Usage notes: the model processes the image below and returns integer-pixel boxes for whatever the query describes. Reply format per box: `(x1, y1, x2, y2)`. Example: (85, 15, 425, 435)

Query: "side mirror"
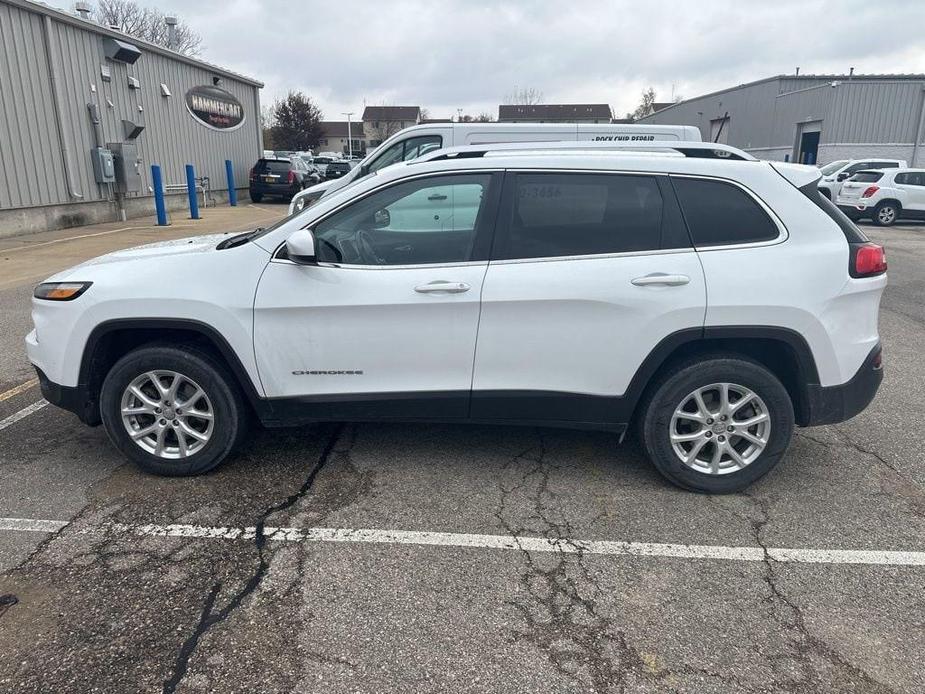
(373, 209, 390, 228)
(837, 172, 850, 182)
(285, 228, 316, 265)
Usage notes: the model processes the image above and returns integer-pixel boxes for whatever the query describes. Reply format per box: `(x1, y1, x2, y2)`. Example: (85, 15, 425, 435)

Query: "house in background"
(317, 121, 366, 156)
(497, 104, 613, 123)
(363, 106, 422, 146)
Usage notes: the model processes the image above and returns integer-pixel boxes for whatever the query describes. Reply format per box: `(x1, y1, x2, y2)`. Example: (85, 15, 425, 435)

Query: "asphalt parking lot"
(0, 213, 923, 693)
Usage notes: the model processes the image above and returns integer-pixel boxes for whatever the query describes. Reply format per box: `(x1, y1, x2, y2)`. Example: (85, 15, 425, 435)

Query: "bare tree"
(625, 87, 657, 121)
(85, 0, 202, 55)
(504, 86, 543, 105)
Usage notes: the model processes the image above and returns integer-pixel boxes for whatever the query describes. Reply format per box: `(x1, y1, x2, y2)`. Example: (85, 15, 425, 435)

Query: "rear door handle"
(631, 273, 691, 287)
(414, 281, 470, 294)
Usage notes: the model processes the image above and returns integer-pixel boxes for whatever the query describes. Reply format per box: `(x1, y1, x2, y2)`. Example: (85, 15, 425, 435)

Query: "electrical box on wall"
(108, 142, 142, 193)
(91, 147, 115, 183)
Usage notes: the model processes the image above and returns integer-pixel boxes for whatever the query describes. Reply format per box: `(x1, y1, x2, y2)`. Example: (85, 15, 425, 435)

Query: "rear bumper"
(249, 182, 299, 197)
(802, 343, 883, 426)
(35, 367, 100, 426)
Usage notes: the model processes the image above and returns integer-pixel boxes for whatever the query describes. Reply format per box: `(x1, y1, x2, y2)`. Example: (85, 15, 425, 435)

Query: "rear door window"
(672, 177, 780, 247)
(493, 173, 678, 260)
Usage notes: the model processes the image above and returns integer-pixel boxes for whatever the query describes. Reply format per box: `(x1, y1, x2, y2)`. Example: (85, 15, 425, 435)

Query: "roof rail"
(417, 140, 757, 162)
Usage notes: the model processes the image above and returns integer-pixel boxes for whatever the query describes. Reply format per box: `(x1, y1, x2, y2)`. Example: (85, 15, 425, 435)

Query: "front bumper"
(802, 343, 883, 426)
(35, 367, 100, 426)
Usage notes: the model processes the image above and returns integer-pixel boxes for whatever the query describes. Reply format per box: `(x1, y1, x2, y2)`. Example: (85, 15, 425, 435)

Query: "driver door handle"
(414, 281, 470, 294)
(631, 273, 691, 287)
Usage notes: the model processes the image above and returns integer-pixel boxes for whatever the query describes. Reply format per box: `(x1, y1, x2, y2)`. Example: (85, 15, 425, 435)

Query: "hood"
(45, 233, 245, 282)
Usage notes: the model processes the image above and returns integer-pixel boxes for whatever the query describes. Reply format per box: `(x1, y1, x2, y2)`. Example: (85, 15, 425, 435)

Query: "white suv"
(817, 158, 907, 200)
(26, 142, 887, 493)
(836, 168, 925, 226)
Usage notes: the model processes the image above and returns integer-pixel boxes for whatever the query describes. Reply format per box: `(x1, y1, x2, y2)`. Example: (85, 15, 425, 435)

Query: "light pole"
(342, 111, 354, 158)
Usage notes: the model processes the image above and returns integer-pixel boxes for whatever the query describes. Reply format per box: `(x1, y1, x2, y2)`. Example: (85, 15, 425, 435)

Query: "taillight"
(249, 167, 256, 180)
(849, 242, 887, 278)
(287, 170, 296, 184)
(861, 186, 879, 198)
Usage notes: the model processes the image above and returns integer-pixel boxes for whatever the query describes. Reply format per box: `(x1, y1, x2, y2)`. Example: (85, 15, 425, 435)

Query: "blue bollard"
(185, 164, 200, 219)
(151, 164, 168, 226)
(225, 159, 237, 206)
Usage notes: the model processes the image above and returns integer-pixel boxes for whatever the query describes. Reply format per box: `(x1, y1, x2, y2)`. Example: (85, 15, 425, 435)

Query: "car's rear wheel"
(640, 356, 794, 493)
(873, 201, 899, 226)
(249, 192, 263, 203)
(100, 345, 248, 476)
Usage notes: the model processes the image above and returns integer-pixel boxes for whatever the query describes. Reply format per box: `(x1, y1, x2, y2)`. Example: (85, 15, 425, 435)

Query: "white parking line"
(0, 400, 48, 432)
(1, 517, 923, 567)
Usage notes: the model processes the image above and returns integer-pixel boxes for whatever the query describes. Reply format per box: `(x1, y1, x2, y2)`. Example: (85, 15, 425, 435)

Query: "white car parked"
(816, 158, 907, 200)
(836, 168, 925, 226)
(289, 122, 703, 213)
(27, 141, 886, 493)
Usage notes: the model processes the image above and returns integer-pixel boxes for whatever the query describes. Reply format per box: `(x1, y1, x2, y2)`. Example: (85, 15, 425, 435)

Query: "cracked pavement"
(1, 221, 924, 692)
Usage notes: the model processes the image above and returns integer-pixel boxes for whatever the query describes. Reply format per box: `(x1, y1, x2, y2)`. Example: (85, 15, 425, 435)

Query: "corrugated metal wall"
(0, 0, 262, 212)
(0, 2, 69, 208)
(640, 75, 925, 156)
(824, 81, 924, 143)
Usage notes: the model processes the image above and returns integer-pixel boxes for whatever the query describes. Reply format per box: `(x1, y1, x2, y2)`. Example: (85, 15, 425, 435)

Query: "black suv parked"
(249, 158, 314, 202)
(325, 160, 352, 180)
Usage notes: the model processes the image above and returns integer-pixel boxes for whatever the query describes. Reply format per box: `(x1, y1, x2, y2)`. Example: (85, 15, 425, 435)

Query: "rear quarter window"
(256, 160, 291, 173)
(850, 172, 883, 183)
(671, 177, 780, 246)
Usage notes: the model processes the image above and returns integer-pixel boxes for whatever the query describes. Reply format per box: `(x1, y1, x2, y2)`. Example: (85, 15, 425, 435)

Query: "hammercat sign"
(185, 85, 245, 131)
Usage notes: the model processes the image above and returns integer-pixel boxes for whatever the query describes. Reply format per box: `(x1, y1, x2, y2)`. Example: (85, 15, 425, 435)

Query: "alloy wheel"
(878, 206, 896, 224)
(120, 370, 214, 459)
(669, 383, 770, 475)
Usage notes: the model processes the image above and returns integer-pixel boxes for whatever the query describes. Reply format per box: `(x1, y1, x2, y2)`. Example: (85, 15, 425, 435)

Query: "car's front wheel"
(99, 345, 248, 476)
(640, 356, 794, 493)
(873, 201, 899, 226)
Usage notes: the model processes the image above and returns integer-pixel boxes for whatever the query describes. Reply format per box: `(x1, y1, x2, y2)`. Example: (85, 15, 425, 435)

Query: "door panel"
(472, 253, 706, 409)
(254, 172, 501, 411)
(471, 171, 706, 424)
(254, 262, 488, 405)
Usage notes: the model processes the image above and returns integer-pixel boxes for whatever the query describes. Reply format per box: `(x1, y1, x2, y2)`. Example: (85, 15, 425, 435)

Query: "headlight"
(34, 281, 92, 301)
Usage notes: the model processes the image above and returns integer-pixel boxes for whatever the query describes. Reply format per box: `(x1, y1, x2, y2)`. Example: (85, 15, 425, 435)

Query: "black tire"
(639, 355, 794, 493)
(249, 192, 263, 203)
(99, 344, 248, 476)
(872, 201, 899, 227)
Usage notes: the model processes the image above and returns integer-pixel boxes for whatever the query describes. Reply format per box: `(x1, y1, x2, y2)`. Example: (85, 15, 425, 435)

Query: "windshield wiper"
(216, 227, 263, 250)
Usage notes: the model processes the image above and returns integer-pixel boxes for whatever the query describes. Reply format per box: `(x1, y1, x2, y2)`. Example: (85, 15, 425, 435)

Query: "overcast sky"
(113, 0, 925, 119)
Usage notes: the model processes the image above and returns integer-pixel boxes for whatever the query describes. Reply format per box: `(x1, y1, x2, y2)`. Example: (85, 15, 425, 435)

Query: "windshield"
(820, 160, 848, 175)
(314, 157, 333, 164)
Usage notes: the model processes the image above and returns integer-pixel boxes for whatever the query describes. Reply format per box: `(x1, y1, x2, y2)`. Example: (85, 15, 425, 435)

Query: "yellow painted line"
(0, 378, 38, 403)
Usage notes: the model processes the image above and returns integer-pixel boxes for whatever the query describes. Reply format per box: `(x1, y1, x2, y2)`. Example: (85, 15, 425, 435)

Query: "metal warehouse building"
(639, 74, 925, 167)
(0, 0, 263, 236)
